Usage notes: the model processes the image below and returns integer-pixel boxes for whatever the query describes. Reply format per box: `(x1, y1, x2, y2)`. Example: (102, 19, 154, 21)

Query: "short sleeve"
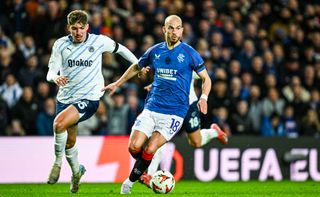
(48, 40, 63, 69)
(138, 46, 154, 68)
(190, 49, 205, 73)
(100, 35, 118, 53)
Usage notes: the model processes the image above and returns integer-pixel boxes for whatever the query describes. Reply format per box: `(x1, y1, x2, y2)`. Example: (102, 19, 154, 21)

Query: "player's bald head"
(164, 15, 182, 27)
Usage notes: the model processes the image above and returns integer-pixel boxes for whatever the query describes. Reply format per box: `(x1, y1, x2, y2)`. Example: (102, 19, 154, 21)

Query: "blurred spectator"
(0, 25, 16, 55)
(236, 39, 256, 71)
(5, 119, 25, 136)
(212, 106, 231, 136)
(182, 22, 196, 45)
(269, 7, 291, 42)
(0, 73, 23, 108)
(300, 108, 320, 137)
(229, 77, 242, 114)
(263, 50, 277, 77)
(248, 85, 263, 134)
(250, 56, 265, 88)
(230, 100, 253, 135)
(196, 38, 210, 59)
(17, 54, 43, 88)
(92, 101, 108, 135)
(282, 104, 299, 138)
(34, 81, 51, 112)
(107, 89, 129, 135)
(139, 35, 155, 57)
(261, 87, 285, 118)
(89, 11, 107, 35)
(302, 65, 318, 91)
(0, 97, 8, 135)
(262, 73, 278, 97)
(207, 80, 230, 128)
(127, 94, 141, 132)
(18, 35, 36, 59)
(282, 76, 310, 102)
(231, 29, 244, 57)
(0, 48, 17, 82)
(261, 112, 285, 137)
(36, 97, 55, 136)
(78, 114, 99, 136)
(309, 89, 320, 114)
(227, 59, 241, 81)
(34, 0, 67, 50)
(11, 86, 38, 135)
(7, 0, 29, 34)
(240, 72, 252, 100)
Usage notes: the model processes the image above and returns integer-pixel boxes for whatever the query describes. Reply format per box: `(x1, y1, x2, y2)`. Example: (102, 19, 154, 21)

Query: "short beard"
(166, 35, 180, 46)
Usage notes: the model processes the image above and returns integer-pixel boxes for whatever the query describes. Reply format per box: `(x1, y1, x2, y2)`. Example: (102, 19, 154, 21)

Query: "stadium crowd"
(0, 0, 319, 137)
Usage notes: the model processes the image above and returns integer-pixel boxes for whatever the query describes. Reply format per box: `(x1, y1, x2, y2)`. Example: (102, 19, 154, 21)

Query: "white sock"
(200, 128, 218, 146)
(147, 145, 165, 175)
(65, 144, 80, 175)
(124, 178, 135, 187)
(54, 132, 67, 166)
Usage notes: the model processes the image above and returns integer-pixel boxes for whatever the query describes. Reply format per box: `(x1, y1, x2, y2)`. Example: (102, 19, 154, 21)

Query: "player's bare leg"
(187, 125, 228, 148)
(139, 125, 228, 188)
(47, 106, 81, 187)
(121, 130, 148, 194)
(66, 125, 84, 193)
(121, 131, 166, 194)
(139, 144, 166, 187)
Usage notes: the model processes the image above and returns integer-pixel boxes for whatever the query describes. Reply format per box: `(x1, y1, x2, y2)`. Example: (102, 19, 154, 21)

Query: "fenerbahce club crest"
(88, 46, 94, 52)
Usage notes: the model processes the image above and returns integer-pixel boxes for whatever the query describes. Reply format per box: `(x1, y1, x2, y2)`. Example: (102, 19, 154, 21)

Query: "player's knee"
(53, 120, 66, 133)
(143, 144, 158, 155)
(128, 143, 142, 154)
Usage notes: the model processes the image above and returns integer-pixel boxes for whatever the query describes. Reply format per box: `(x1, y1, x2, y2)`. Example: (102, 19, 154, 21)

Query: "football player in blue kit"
(139, 73, 228, 186)
(102, 15, 212, 194)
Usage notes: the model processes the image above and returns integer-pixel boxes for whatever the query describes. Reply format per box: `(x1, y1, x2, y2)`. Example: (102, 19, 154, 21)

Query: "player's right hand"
(54, 76, 68, 87)
(138, 66, 151, 78)
(101, 82, 118, 96)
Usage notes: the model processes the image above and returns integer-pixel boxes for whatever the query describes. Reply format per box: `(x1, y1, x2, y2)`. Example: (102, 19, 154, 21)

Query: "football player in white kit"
(46, 10, 138, 193)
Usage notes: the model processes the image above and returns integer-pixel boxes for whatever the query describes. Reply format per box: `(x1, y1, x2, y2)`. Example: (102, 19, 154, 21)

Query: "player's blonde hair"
(67, 10, 89, 26)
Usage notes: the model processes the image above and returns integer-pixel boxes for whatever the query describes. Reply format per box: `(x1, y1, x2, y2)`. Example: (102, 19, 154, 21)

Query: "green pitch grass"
(0, 181, 319, 197)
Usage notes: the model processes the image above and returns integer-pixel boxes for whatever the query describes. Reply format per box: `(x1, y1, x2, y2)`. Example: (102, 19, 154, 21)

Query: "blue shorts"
(183, 101, 201, 133)
(56, 99, 99, 124)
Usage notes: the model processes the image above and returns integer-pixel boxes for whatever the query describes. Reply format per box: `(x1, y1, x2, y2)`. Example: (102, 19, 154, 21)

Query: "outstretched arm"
(197, 69, 212, 114)
(101, 63, 141, 95)
(115, 43, 139, 64)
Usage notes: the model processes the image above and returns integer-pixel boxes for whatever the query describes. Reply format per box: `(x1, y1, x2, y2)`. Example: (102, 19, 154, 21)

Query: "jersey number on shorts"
(189, 117, 199, 128)
(169, 118, 181, 134)
(77, 101, 88, 110)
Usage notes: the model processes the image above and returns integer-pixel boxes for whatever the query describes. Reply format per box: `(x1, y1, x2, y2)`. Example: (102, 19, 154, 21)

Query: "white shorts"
(132, 109, 184, 141)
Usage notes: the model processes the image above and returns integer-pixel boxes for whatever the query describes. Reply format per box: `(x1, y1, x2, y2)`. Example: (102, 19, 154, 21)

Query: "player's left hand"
(197, 99, 208, 114)
(101, 82, 118, 96)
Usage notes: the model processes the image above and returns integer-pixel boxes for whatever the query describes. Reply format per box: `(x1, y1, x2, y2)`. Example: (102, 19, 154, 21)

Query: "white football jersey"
(48, 34, 124, 104)
(189, 72, 200, 104)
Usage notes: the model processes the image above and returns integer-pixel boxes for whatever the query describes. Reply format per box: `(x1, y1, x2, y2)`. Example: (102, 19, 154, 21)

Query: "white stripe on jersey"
(49, 33, 118, 104)
(189, 72, 199, 104)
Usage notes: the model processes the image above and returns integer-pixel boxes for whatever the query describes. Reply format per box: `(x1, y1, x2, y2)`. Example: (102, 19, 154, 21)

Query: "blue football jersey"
(138, 42, 205, 118)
